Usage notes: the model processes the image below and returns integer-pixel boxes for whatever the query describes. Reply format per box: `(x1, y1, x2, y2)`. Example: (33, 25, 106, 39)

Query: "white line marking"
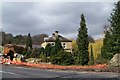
(13, 66, 34, 70)
(0, 71, 20, 75)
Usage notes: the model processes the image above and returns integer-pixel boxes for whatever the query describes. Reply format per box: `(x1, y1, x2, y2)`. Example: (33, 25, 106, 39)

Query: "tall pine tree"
(51, 37, 63, 56)
(45, 43, 52, 57)
(101, 30, 113, 59)
(54, 37, 63, 52)
(89, 45, 94, 65)
(76, 14, 89, 65)
(109, 1, 120, 54)
(101, 1, 120, 59)
(26, 33, 32, 50)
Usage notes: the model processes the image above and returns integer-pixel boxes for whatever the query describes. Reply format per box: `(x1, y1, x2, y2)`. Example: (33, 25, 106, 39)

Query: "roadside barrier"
(2, 59, 107, 69)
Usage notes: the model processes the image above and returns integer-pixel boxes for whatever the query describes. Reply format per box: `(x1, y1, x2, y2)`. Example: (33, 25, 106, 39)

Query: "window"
(51, 43, 54, 46)
(63, 43, 65, 45)
(63, 46, 66, 48)
(63, 43, 66, 48)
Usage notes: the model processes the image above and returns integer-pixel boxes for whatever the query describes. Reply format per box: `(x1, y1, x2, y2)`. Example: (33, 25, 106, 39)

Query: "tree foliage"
(51, 37, 63, 56)
(13, 35, 26, 45)
(101, 30, 113, 59)
(44, 43, 52, 57)
(109, 1, 120, 54)
(50, 50, 74, 65)
(1, 31, 48, 45)
(1, 32, 14, 45)
(50, 37, 74, 65)
(101, 1, 120, 60)
(76, 14, 89, 65)
(54, 37, 63, 52)
(26, 33, 32, 49)
(25, 33, 33, 58)
(89, 45, 94, 65)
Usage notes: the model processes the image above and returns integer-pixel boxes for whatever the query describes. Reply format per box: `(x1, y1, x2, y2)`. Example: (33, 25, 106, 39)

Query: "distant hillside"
(89, 38, 103, 59)
(32, 34, 48, 45)
(1, 32, 48, 46)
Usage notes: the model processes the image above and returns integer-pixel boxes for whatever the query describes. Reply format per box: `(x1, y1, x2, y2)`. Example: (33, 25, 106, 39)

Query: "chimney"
(55, 31, 58, 37)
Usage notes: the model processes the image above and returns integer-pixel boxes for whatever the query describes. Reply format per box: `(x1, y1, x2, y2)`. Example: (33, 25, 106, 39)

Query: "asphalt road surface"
(1, 65, 119, 79)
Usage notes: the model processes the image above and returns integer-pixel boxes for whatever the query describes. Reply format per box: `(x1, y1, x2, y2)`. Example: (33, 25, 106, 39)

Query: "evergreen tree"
(76, 14, 89, 65)
(39, 47, 44, 54)
(89, 45, 94, 65)
(50, 50, 74, 65)
(50, 37, 63, 64)
(109, 1, 120, 54)
(50, 46, 57, 56)
(54, 37, 63, 52)
(26, 33, 32, 58)
(101, 30, 113, 59)
(101, 1, 120, 59)
(26, 33, 32, 49)
(44, 43, 52, 57)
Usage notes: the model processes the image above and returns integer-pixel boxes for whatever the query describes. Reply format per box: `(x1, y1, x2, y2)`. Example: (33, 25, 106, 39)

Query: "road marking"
(0, 71, 20, 75)
(13, 66, 36, 70)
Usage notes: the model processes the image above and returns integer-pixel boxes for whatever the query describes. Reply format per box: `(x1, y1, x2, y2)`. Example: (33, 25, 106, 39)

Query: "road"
(1, 65, 119, 79)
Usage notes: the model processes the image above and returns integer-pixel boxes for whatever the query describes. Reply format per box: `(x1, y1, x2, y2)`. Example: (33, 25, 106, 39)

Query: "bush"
(44, 43, 52, 57)
(39, 53, 47, 62)
(50, 50, 74, 66)
(95, 54, 109, 64)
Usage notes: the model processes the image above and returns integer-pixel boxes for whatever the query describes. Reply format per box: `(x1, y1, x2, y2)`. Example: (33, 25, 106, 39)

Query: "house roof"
(45, 35, 72, 42)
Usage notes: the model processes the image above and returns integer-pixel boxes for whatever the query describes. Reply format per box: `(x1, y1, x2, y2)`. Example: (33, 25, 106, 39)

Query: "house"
(32, 44, 41, 49)
(41, 31, 73, 53)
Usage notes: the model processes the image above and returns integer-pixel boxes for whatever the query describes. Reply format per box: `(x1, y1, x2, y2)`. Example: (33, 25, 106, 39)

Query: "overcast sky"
(2, 2, 115, 40)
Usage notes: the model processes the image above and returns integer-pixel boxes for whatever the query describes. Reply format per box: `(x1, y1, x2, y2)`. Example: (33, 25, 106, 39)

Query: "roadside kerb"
(8, 61, 107, 70)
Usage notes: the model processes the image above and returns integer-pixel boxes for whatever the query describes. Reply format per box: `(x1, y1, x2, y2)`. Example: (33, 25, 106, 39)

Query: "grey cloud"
(2, 2, 37, 27)
(2, 2, 114, 39)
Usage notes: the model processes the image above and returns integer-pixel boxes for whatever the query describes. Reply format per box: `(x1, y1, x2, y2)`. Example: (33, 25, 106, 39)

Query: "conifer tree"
(109, 1, 120, 54)
(54, 37, 63, 52)
(101, 30, 113, 59)
(45, 43, 52, 57)
(51, 37, 63, 56)
(25, 33, 32, 58)
(76, 14, 89, 65)
(26, 33, 32, 50)
(89, 45, 94, 65)
(101, 1, 120, 59)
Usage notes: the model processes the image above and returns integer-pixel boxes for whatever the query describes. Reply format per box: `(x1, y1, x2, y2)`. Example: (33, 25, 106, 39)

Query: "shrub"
(39, 53, 47, 62)
(95, 54, 110, 64)
(44, 43, 52, 57)
(50, 50, 74, 66)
